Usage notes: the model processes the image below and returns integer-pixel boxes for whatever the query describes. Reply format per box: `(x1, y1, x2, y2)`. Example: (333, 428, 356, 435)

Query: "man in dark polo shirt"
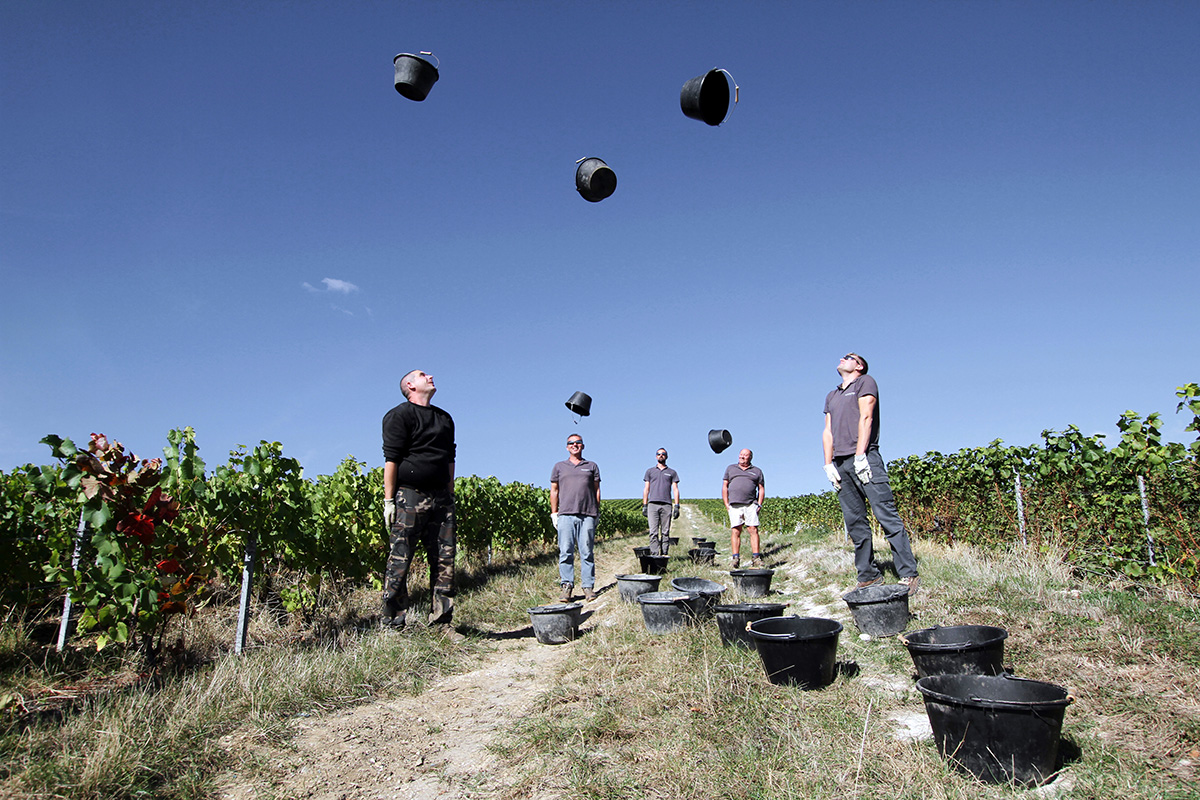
(550, 434, 601, 602)
(822, 352, 920, 592)
(381, 369, 459, 633)
(722, 449, 765, 569)
(642, 447, 680, 556)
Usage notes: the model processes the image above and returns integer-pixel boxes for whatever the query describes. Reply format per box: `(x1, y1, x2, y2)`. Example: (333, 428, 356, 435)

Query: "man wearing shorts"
(642, 447, 680, 556)
(822, 352, 920, 593)
(722, 449, 765, 569)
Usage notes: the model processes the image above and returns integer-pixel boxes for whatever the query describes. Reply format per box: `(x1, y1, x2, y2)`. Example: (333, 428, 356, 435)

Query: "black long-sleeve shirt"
(382, 402, 456, 493)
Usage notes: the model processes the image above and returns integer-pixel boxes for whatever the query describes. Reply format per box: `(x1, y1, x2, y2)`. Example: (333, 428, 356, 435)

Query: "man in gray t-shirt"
(823, 352, 920, 593)
(722, 449, 765, 569)
(550, 434, 601, 602)
(642, 447, 680, 556)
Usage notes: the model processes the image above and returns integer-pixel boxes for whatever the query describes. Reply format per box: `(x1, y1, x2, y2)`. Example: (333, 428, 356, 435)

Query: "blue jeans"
(557, 514, 596, 588)
(834, 450, 918, 582)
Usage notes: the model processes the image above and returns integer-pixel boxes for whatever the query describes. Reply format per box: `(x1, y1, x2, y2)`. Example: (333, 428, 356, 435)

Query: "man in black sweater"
(381, 369, 459, 633)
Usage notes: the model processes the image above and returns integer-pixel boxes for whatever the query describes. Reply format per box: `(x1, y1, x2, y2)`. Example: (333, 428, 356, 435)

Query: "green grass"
(3, 507, 1198, 798)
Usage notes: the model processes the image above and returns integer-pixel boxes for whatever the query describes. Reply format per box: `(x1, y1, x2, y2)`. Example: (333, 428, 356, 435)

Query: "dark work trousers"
(383, 486, 456, 625)
(833, 450, 919, 583)
(647, 502, 673, 556)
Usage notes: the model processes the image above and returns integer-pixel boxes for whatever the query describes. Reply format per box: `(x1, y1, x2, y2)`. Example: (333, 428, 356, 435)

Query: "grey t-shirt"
(723, 464, 764, 505)
(824, 374, 880, 457)
(643, 466, 679, 503)
(551, 459, 601, 517)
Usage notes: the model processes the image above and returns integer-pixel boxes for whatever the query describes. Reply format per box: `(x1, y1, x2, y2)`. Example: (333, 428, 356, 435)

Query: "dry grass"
(3, 512, 1199, 799)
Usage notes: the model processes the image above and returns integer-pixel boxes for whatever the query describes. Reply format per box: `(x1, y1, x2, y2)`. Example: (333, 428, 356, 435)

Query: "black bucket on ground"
(729, 568, 774, 598)
(614, 573, 662, 603)
(633, 546, 650, 558)
(688, 547, 716, 565)
(639, 554, 668, 574)
(670, 577, 725, 618)
(637, 590, 702, 634)
(748, 616, 842, 689)
(713, 602, 787, 648)
(917, 673, 1073, 786)
(393, 52, 439, 101)
(575, 157, 616, 202)
(901, 625, 1008, 677)
(842, 583, 911, 637)
(527, 602, 582, 644)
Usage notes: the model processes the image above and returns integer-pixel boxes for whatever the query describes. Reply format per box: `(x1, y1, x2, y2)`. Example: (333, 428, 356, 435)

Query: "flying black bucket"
(900, 625, 1009, 677)
(842, 583, 911, 637)
(575, 157, 616, 202)
(680, 68, 737, 126)
(565, 391, 592, 416)
(393, 52, 440, 101)
(917, 673, 1073, 786)
(708, 429, 732, 453)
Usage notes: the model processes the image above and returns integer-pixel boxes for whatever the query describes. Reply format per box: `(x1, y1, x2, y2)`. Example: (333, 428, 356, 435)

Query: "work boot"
(559, 582, 573, 602)
(751, 553, 763, 568)
(730, 555, 740, 570)
(583, 587, 597, 602)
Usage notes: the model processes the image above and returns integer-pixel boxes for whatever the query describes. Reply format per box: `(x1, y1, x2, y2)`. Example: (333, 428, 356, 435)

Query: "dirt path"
(216, 511, 725, 800)
(216, 508, 923, 799)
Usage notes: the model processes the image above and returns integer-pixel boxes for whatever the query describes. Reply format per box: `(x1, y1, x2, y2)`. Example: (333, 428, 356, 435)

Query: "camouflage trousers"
(382, 486, 456, 626)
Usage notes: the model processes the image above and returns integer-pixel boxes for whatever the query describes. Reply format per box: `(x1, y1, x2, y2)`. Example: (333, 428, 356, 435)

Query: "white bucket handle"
(418, 51, 440, 70)
(715, 68, 739, 123)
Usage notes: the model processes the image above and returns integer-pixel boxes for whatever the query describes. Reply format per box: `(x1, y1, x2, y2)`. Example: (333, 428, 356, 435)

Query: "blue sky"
(3, 1, 1198, 499)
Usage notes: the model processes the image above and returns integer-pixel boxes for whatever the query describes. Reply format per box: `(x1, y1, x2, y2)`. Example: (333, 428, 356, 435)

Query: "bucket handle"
(394, 51, 439, 70)
(714, 68, 739, 124)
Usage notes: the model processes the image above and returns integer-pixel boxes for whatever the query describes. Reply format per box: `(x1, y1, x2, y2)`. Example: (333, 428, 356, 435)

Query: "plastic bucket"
(527, 602, 582, 645)
(639, 554, 668, 575)
(680, 69, 734, 125)
(729, 568, 774, 598)
(393, 52, 439, 101)
(637, 590, 702, 634)
(713, 602, 787, 649)
(614, 573, 662, 603)
(748, 616, 842, 689)
(575, 157, 616, 202)
(670, 577, 726, 618)
(633, 546, 650, 558)
(900, 625, 1008, 677)
(842, 583, 911, 637)
(707, 428, 732, 453)
(688, 547, 716, 565)
(917, 673, 1073, 786)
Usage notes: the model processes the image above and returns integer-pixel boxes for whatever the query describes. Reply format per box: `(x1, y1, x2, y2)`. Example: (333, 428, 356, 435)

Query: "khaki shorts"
(727, 503, 760, 527)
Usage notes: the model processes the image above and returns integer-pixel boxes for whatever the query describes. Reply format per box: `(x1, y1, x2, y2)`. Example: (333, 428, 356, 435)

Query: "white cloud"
(301, 278, 360, 294)
(322, 278, 359, 294)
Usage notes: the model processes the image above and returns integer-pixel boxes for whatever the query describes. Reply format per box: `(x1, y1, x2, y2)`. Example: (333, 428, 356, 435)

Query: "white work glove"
(854, 454, 872, 483)
(550, 512, 559, 528)
(383, 497, 397, 527)
(823, 463, 841, 489)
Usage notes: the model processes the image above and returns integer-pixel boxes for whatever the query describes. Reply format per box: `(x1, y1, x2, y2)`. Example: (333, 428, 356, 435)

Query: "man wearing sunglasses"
(642, 448, 681, 557)
(550, 435, 602, 602)
(823, 353, 920, 593)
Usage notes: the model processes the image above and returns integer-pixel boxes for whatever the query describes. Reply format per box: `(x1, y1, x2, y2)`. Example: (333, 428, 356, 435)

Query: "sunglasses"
(567, 440, 584, 446)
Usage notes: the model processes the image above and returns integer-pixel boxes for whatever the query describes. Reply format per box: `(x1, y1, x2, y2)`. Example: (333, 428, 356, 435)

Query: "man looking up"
(642, 447, 680, 557)
(722, 448, 765, 569)
(822, 352, 920, 592)
(380, 369, 460, 635)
